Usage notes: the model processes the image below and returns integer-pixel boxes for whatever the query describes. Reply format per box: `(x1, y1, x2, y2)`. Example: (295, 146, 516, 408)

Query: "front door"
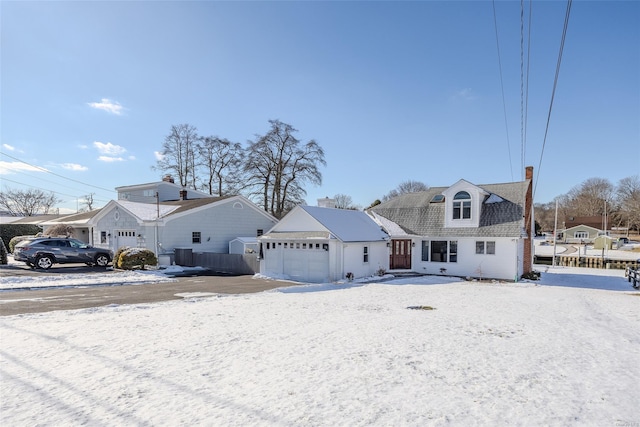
(390, 239, 412, 270)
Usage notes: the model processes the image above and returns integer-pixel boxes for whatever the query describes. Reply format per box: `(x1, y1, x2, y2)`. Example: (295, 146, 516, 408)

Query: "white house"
(88, 195, 277, 257)
(42, 177, 278, 260)
(259, 205, 390, 283)
(368, 167, 535, 281)
(115, 175, 211, 203)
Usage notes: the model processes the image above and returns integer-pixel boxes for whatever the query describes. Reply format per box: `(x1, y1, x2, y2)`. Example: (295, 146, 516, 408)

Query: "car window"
(69, 240, 84, 248)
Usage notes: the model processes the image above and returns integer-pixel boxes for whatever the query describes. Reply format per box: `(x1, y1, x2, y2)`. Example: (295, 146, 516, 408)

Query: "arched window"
(453, 191, 471, 219)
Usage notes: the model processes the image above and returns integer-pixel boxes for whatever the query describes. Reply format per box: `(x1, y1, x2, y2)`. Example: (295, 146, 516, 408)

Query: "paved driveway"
(0, 263, 292, 316)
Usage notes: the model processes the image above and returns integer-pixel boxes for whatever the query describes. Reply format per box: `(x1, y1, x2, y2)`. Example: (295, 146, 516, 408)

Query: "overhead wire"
(492, 0, 515, 182)
(1, 152, 116, 194)
(533, 0, 573, 199)
(0, 167, 113, 203)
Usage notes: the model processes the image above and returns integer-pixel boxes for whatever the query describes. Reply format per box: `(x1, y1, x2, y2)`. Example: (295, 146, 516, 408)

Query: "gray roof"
(300, 206, 389, 242)
(370, 181, 529, 238)
(263, 206, 389, 242)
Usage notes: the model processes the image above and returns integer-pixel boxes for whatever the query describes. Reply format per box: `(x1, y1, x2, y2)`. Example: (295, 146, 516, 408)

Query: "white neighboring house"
(115, 175, 212, 204)
(368, 167, 535, 281)
(42, 177, 278, 258)
(259, 205, 390, 283)
(89, 195, 277, 256)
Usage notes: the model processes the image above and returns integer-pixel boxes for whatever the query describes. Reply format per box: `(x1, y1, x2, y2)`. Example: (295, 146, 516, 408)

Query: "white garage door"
(285, 248, 329, 283)
(115, 230, 138, 251)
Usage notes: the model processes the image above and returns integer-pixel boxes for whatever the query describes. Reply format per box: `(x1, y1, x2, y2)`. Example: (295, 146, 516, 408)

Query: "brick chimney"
(523, 166, 534, 276)
(179, 189, 188, 200)
(163, 174, 175, 183)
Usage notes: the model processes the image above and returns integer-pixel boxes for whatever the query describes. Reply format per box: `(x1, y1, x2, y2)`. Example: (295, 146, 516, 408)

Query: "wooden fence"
(626, 267, 640, 289)
(174, 248, 259, 275)
(553, 256, 639, 270)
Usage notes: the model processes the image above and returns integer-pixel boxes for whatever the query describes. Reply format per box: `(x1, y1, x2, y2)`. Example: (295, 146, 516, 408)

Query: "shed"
(229, 237, 259, 255)
(593, 235, 614, 250)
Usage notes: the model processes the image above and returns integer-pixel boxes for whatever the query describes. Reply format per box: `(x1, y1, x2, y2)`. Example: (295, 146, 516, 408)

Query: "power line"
(0, 177, 111, 204)
(0, 152, 116, 193)
(0, 167, 114, 202)
(492, 0, 514, 182)
(534, 0, 573, 198)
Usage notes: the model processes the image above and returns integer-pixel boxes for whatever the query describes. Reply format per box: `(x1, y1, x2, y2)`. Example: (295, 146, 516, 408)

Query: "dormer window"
(453, 191, 471, 220)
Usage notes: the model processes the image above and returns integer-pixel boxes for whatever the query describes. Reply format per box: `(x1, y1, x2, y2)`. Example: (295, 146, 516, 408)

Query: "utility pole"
(552, 200, 559, 267)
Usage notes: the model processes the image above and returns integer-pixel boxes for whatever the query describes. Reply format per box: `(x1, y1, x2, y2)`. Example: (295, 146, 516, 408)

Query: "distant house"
(368, 167, 535, 281)
(259, 205, 390, 283)
(562, 225, 601, 244)
(564, 215, 605, 231)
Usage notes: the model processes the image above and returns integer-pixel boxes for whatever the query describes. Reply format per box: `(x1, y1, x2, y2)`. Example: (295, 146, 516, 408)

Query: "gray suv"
(14, 237, 114, 269)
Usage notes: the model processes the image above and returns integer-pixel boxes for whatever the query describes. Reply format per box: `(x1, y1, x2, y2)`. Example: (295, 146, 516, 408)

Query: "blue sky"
(1, 0, 638, 213)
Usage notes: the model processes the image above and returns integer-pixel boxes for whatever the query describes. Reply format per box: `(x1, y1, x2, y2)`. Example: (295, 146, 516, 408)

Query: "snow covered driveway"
(1, 274, 639, 426)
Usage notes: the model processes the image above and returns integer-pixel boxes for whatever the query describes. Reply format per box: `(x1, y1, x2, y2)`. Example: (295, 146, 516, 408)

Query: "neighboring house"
(562, 225, 601, 244)
(564, 215, 605, 231)
(259, 205, 390, 283)
(368, 167, 535, 281)
(116, 175, 211, 203)
(5, 214, 65, 230)
(41, 210, 103, 243)
(41, 178, 278, 260)
(89, 195, 277, 256)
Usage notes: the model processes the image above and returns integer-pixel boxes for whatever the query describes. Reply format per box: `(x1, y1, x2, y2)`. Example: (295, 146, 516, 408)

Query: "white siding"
(160, 200, 276, 254)
(261, 240, 388, 283)
(413, 237, 517, 281)
(92, 207, 142, 253)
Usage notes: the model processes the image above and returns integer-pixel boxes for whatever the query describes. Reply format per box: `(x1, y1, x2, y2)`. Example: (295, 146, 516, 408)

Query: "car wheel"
(94, 254, 110, 267)
(36, 255, 54, 269)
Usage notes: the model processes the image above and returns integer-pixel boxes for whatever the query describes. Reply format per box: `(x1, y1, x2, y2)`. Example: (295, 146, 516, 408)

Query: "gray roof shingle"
(370, 181, 529, 238)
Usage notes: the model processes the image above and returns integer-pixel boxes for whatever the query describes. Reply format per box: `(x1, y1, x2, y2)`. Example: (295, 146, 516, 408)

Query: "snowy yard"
(1, 264, 639, 426)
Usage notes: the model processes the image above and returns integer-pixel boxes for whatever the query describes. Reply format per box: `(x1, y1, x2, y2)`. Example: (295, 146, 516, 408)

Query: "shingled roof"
(370, 181, 529, 238)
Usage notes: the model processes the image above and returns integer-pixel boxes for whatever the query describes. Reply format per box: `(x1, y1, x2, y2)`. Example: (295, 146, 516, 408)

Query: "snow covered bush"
(117, 247, 157, 270)
(113, 246, 129, 269)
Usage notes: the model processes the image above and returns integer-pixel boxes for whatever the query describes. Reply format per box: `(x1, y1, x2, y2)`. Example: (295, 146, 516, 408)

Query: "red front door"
(390, 239, 412, 270)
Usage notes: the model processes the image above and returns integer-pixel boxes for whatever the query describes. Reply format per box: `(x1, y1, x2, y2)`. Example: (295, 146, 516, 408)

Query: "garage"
(259, 205, 390, 283)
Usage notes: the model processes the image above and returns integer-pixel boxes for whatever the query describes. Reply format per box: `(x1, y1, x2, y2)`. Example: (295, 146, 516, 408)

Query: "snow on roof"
(367, 210, 409, 236)
(117, 200, 180, 220)
(300, 206, 389, 242)
(484, 194, 505, 204)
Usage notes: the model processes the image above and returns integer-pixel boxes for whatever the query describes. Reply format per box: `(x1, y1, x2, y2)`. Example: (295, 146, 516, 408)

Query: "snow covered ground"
(1, 259, 639, 426)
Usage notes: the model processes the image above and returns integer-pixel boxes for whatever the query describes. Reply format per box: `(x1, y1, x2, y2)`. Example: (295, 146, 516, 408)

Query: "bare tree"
(382, 180, 429, 201)
(154, 124, 199, 190)
(0, 188, 61, 216)
(80, 193, 95, 212)
(198, 136, 243, 196)
(334, 194, 360, 210)
(565, 177, 615, 216)
(244, 120, 325, 218)
(533, 201, 557, 232)
(615, 175, 640, 232)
